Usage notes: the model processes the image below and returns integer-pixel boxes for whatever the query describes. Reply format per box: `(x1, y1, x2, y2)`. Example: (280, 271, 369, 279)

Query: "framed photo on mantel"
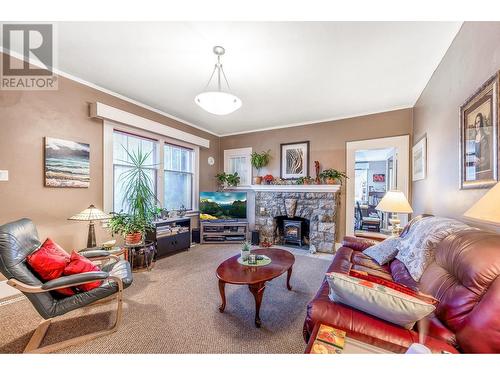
(280, 141, 310, 179)
(459, 71, 499, 189)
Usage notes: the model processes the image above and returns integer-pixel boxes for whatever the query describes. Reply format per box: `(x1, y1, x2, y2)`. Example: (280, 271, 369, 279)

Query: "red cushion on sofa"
(26, 238, 75, 296)
(63, 251, 102, 292)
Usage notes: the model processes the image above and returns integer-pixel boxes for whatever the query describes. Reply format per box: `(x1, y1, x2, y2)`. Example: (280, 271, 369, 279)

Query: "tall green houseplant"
(110, 146, 158, 243)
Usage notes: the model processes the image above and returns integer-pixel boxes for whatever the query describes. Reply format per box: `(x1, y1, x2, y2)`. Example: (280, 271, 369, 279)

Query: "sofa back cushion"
(419, 229, 500, 353)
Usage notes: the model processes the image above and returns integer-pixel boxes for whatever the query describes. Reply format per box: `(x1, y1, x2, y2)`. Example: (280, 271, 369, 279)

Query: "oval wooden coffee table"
(216, 248, 295, 328)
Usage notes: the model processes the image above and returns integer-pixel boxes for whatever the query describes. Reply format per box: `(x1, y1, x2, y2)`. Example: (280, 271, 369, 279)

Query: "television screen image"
(199, 192, 247, 220)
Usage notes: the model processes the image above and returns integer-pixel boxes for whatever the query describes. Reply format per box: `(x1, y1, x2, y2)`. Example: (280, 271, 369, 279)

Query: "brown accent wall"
(0, 53, 219, 257)
(219, 108, 413, 240)
(412, 22, 500, 230)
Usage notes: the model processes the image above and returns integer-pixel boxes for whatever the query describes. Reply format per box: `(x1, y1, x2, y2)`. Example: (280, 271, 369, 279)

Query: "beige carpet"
(0, 244, 331, 354)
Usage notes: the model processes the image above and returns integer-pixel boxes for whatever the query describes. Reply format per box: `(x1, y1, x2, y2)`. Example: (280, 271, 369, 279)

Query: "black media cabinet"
(200, 220, 249, 244)
(146, 217, 191, 258)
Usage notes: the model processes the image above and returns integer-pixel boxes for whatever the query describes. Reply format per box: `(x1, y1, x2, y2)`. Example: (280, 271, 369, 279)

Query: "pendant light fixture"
(195, 46, 242, 115)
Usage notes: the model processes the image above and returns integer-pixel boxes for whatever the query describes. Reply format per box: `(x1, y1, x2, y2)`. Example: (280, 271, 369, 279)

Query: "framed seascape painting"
(459, 72, 499, 189)
(280, 141, 310, 179)
(412, 136, 427, 181)
(44, 137, 90, 188)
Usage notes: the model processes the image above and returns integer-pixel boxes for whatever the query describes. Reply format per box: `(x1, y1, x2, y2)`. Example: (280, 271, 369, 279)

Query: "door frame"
(345, 135, 410, 236)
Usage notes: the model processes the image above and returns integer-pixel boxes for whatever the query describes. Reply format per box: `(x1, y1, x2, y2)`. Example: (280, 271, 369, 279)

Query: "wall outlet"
(0, 170, 8, 181)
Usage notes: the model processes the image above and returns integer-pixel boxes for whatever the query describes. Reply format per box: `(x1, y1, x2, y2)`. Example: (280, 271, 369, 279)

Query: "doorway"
(345, 135, 410, 237)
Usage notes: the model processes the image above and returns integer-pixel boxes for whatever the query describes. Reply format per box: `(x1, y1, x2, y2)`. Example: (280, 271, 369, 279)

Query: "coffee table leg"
(287, 266, 293, 291)
(218, 280, 226, 313)
(249, 282, 265, 328)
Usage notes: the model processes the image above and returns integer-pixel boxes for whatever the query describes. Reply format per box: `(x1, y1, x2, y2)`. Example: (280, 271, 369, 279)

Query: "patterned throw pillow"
(362, 237, 401, 265)
(395, 216, 471, 282)
(326, 272, 436, 329)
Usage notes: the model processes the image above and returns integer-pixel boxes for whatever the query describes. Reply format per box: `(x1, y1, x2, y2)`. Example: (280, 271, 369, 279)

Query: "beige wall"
(0, 55, 219, 255)
(412, 22, 500, 231)
(220, 108, 413, 240)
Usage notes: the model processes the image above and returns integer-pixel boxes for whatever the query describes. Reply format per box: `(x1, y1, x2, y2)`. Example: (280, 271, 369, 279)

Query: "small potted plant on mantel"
(262, 174, 274, 185)
(296, 176, 314, 185)
(250, 150, 271, 185)
(319, 168, 348, 185)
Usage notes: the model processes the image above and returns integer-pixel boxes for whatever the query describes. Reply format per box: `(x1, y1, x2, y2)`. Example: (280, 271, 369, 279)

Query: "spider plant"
(116, 146, 158, 234)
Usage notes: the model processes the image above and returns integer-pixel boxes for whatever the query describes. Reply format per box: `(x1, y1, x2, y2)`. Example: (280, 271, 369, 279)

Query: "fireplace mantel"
(228, 184, 341, 193)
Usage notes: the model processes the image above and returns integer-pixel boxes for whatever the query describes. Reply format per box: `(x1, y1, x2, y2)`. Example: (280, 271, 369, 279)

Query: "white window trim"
(224, 147, 253, 187)
(103, 120, 200, 214)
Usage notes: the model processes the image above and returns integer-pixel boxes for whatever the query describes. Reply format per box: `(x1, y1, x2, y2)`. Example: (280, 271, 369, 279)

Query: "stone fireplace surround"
(254, 190, 339, 253)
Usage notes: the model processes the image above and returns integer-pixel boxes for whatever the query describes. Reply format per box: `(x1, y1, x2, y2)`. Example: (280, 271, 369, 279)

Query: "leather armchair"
(0, 218, 133, 353)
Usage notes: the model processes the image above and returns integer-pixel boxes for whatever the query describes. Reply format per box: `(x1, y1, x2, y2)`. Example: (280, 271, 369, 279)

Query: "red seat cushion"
(26, 238, 75, 296)
(63, 251, 102, 292)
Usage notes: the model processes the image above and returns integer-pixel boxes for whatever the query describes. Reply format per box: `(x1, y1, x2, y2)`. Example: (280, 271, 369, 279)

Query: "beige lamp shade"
(375, 190, 413, 214)
(68, 204, 111, 221)
(463, 182, 500, 225)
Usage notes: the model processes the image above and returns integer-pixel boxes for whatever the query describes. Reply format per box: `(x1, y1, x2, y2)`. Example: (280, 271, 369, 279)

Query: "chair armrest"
(79, 250, 112, 258)
(79, 249, 120, 262)
(41, 271, 109, 291)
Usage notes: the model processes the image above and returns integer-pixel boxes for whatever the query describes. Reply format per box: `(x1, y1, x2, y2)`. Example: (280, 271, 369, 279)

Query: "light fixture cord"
(202, 53, 230, 92)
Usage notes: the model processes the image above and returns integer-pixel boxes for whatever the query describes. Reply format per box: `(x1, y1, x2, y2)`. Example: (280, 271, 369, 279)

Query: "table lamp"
(375, 190, 413, 235)
(68, 204, 112, 248)
(463, 182, 500, 225)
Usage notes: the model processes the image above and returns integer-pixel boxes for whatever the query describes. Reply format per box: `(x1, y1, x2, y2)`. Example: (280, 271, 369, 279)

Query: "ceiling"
(52, 22, 461, 136)
(355, 148, 395, 162)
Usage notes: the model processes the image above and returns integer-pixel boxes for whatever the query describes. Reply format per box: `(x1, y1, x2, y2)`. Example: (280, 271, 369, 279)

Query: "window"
(164, 143, 194, 210)
(112, 131, 157, 213)
(224, 147, 252, 186)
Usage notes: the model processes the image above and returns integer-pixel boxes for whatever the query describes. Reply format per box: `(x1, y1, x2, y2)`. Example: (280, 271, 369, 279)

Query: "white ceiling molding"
(90, 102, 210, 148)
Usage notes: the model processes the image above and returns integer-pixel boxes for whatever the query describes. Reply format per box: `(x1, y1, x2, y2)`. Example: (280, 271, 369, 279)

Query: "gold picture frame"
(459, 72, 500, 189)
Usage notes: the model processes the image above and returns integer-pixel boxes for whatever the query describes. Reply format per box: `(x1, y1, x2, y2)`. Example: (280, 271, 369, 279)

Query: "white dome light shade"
(195, 91, 242, 115)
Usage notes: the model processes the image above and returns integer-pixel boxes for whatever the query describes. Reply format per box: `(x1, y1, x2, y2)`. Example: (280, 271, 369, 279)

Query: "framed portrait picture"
(44, 137, 90, 188)
(280, 141, 310, 179)
(459, 72, 499, 189)
(412, 136, 427, 181)
(373, 174, 385, 182)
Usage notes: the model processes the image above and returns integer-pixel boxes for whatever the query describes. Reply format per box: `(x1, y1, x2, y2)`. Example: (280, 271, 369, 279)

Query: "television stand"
(200, 220, 249, 244)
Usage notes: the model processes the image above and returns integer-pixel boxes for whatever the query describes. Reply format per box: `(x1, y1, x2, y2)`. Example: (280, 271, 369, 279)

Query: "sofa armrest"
(342, 236, 380, 252)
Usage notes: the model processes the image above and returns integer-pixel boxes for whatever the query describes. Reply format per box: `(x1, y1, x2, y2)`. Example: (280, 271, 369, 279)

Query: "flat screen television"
(199, 192, 247, 220)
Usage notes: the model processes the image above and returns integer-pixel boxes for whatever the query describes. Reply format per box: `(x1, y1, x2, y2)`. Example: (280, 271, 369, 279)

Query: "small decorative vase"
(241, 248, 250, 261)
(253, 176, 262, 185)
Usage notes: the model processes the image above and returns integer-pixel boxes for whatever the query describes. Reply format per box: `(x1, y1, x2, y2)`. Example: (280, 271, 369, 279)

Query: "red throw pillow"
(26, 238, 75, 296)
(349, 270, 438, 305)
(63, 251, 102, 292)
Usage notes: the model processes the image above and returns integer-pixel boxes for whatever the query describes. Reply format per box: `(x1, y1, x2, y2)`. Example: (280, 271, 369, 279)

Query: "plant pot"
(125, 232, 142, 245)
(253, 176, 262, 185)
(326, 178, 337, 185)
(304, 180, 311, 185)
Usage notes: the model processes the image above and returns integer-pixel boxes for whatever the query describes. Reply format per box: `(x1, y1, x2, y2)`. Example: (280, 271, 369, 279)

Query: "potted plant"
(241, 241, 251, 261)
(262, 174, 274, 185)
(250, 150, 271, 184)
(215, 172, 227, 191)
(110, 147, 158, 244)
(296, 176, 314, 185)
(319, 168, 348, 185)
(225, 172, 240, 187)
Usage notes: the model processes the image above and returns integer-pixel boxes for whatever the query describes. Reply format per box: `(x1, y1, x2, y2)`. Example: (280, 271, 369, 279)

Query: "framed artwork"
(280, 141, 310, 179)
(44, 137, 90, 188)
(459, 72, 499, 189)
(412, 136, 427, 181)
(373, 174, 385, 183)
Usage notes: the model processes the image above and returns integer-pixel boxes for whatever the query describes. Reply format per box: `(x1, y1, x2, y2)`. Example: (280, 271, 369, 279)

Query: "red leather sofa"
(303, 217, 500, 353)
